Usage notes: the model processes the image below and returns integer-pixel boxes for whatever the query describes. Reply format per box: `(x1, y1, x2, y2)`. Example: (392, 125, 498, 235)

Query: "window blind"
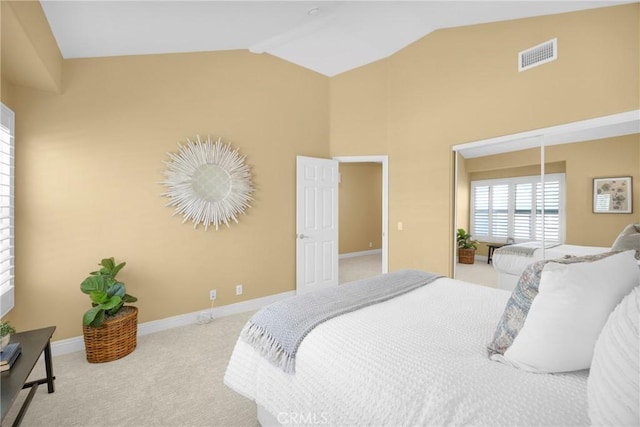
(471, 173, 565, 244)
(0, 104, 14, 318)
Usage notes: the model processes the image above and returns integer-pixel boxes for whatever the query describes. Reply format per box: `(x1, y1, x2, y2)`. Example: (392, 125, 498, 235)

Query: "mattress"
(492, 243, 609, 277)
(224, 278, 589, 426)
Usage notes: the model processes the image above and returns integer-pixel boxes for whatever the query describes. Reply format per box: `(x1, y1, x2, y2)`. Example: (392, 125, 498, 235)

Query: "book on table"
(0, 342, 22, 371)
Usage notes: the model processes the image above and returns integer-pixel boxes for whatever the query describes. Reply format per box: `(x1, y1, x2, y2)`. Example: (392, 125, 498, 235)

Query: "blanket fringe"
(241, 322, 296, 374)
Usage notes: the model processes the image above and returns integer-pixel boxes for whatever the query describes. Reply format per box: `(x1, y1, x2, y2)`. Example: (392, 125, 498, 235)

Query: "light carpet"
(4, 254, 384, 426)
(454, 260, 498, 288)
(4, 311, 258, 427)
(339, 253, 382, 284)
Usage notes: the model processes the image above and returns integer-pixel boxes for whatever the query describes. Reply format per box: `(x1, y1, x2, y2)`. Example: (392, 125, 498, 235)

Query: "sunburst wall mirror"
(161, 135, 254, 230)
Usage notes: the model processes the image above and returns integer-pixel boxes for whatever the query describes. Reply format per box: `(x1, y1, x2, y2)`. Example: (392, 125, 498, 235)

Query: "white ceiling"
(40, 1, 632, 77)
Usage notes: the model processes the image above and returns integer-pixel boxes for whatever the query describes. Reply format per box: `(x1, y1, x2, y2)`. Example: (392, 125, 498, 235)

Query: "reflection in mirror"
(454, 131, 639, 291)
(455, 145, 543, 289)
(544, 134, 639, 247)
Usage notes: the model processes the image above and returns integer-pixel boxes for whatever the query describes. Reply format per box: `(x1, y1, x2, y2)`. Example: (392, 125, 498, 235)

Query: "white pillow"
(501, 250, 639, 373)
(588, 286, 639, 426)
(611, 223, 640, 260)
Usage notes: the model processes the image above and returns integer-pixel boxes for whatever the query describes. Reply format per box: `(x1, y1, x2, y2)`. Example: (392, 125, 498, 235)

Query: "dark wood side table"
(1, 326, 56, 427)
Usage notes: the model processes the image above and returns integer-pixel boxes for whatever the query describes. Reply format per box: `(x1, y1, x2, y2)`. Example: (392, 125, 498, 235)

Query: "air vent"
(519, 38, 557, 72)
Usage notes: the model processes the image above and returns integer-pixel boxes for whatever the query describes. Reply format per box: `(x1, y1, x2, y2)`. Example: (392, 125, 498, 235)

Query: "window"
(471, 173, 565, 244)
(0, 104, 14, 318)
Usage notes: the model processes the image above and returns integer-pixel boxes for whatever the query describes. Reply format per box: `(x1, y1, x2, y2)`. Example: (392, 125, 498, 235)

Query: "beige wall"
(329, 60, 388, 156)
(455, 154, 469, 233)
(3, 2, 639, 341)
(467, 161, 566, 181)
(1, 1, 62, 93)
(331, 4, 639, 276)
(339, 163, 382, 254)
(1, 75, 13, 108)
(5, 49, 328, 337)
(549, 136, 640, 246)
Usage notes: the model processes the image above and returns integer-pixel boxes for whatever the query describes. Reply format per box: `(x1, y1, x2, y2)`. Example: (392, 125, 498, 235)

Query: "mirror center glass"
(192, 164, 231, 202)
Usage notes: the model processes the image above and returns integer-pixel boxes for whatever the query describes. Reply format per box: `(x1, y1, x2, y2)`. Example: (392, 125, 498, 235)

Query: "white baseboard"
(476, 255, 488, 263)
(456, 255, 489, 265)
(339, 249, 382, 259)
(51, 290, 295, 357)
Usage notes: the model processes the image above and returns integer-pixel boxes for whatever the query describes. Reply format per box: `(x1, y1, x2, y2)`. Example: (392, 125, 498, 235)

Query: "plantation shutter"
(540, 179, 562, 242)
(491, 184, 509, 239)
(470, 174, 565, 244)
(472, 185, 489, 237)
(514, 182, 533, 240)
(0, 104, 14, 318)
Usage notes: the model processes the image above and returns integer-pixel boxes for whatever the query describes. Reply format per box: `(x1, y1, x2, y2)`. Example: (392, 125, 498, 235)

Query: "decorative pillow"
(588, 286, 639, 426)
(487, 251, 624, 357)
(487, 258, 550, 356)
(611, 223, 640, 260)
(494, 250, 639, 373)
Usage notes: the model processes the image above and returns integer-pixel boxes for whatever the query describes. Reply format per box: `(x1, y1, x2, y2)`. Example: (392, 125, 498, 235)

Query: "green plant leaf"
(100, 296, 122, 311)
(122, 294, 137, 303)
(90, 290, 108, 304)
(89, 310, 105, 328)
(100, 257, 115, 272)
(81, 275, 110, 294)
(111, 262, 126, 278)
(0, 321, 16, 336)
(83, 306, 102, 326)
(107, 283, 125, 298)
(106, 301, 124, 316)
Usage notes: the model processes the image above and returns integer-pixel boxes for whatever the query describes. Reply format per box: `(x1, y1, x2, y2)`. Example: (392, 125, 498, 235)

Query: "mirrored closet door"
(452, 111, 640, 290)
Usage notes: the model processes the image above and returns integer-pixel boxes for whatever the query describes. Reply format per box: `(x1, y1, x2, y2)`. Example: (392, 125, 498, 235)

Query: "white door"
(296, 156, 339, 294)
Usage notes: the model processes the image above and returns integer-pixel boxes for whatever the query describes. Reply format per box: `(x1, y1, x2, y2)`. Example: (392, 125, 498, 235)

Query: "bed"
(224, 276, 592, 426)
(492, 242, 609, 291)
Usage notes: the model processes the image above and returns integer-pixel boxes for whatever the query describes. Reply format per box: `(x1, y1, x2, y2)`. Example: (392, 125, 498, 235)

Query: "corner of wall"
(2, 0, 63, 93)
(1, 76, 14, 109)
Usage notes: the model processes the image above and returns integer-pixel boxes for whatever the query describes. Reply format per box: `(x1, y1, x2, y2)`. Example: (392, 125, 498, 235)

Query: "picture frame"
(593, 176, 632, 214)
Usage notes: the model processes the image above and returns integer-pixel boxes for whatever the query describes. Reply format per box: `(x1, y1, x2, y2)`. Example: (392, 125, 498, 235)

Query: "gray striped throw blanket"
(496, 242, 561, 257)
(241, 269, 442, 374)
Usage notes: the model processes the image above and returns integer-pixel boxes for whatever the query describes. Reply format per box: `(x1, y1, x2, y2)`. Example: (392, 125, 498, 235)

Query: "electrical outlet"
(209, 289, 217, 301)
(236, 284, 243, 295)
(369, 241, 373, 248)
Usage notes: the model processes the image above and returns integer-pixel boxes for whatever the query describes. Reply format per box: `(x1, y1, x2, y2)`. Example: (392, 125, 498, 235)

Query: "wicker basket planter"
(458, 248, 476, 264)
(83, 306, 138, 363)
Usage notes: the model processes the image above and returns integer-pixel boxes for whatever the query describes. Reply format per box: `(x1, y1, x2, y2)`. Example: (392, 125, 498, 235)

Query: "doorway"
(333, 156, 389, 280)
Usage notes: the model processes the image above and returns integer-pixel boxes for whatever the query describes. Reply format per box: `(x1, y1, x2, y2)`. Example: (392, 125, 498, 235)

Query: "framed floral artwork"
(593, 177, 632, 213)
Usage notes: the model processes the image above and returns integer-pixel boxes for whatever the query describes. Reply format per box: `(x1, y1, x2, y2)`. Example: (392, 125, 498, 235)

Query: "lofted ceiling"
(40, 1, 632, 77)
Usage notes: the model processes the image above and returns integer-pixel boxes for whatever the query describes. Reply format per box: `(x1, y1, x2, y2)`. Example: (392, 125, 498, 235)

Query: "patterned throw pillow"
(487, 251, 626, 357)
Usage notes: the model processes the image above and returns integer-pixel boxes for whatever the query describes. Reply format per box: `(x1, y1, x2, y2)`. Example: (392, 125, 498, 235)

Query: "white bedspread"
(224, 278, 590, 426)
(492, 243, 608, 276)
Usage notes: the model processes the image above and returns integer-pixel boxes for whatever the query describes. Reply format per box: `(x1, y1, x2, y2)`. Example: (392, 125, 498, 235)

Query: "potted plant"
(80, 257, 138, 363)
(0, 321, 15, 350)
(457, 228, 478, 264)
